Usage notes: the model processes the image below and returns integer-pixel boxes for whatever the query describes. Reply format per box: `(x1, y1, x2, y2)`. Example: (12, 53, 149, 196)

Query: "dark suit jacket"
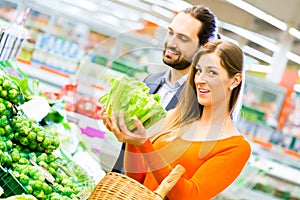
(111, 71, 186, 173)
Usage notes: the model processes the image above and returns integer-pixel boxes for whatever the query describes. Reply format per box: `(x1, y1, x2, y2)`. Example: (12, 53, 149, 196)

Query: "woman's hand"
(100, 107, 148, 146)
(100, 105, 112, 131)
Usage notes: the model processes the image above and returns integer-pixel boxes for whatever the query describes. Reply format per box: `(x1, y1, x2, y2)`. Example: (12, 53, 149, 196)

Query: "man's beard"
(162, 50, 191, 70)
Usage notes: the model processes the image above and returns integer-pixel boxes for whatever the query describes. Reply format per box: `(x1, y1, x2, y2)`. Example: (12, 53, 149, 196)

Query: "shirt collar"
(162, 69, 188, 87)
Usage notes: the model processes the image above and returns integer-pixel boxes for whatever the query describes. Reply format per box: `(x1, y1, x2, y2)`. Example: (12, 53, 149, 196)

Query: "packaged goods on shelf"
(31, 33, 84, 75)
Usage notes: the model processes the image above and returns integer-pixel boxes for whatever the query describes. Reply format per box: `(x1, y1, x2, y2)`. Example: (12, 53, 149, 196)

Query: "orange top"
(125, 135, 251, 200)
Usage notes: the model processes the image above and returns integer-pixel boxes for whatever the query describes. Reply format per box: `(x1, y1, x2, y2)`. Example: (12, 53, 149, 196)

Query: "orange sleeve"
(124, 143, 147, 183)
(138, 138, 251, 200)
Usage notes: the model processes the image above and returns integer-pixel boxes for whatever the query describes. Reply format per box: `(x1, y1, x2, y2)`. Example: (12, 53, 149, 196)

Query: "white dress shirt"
(156, 69, 188, 108)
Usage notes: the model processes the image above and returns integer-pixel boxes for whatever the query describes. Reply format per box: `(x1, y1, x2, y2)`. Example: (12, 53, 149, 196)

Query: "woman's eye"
(195, 68, 202, 74)
(209, 70, 217, 75)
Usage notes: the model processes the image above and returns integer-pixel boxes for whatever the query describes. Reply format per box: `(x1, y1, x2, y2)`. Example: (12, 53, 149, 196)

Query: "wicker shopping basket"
(88, 165, 185, 200)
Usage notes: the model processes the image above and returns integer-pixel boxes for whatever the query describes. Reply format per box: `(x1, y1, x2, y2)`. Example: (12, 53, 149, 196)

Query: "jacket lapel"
(165, 84, 184, 111)
(148, 77, 164, 94)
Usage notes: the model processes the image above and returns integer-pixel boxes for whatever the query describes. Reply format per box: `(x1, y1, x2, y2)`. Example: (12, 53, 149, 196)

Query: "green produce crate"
(0, 165, 27, 197)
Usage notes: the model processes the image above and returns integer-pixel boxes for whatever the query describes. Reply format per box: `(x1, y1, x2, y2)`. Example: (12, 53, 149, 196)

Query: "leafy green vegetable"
(99, 77, 167, 131)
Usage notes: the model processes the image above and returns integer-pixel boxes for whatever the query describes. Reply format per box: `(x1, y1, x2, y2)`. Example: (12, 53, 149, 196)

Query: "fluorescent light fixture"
(100, 1, 141, 22)
(165, 0, 192, 11)
(243, 45, 273, 64)
(246, 64, 272, 73)
(218, 34, 239, 45)
(286, 51, 300, 65)
(151, 5, 174, 19)
(115, 0, 150, 11)
(289, 27, 300, 40)
(61, 0, 98, 12)
(111, 10, 141, 22)
(142, 0, 192, 12)
(247, 64, 272, 74)
(142, 13, 169, 27)
(294, 84, 300, 93)
(96, 13, 120, 27)
(219, 21, 279, 52)
(63, 5, 83, 15)
(124, 21, 144, 30)
(226, 0, 287, 31)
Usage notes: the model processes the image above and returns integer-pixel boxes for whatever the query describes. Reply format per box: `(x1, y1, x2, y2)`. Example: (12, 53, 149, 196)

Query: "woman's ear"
(229, 73, 242, 90)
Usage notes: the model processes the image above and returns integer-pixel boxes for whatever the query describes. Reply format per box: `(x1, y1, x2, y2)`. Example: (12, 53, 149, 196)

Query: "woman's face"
(194, 53, 233, 107)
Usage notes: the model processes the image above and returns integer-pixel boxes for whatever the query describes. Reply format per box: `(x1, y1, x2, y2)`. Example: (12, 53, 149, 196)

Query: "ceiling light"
(114, 0, 150, 11)
(151, 5, 174, 19)
(142, 13, 169, 27)
(164, 0, 192, 11)
(218, 34, 239, 45)
(219, 21, 279, 52)
(288, 27, 300, 40)
(142, 0, 191, 12)
(124, 21, 144, 30)
(243, 45, 273, 64)
(61, 0, 98, 12)
(247, 64, 272, 73)
(96, 13, 120, 27)
(226, 0, 287, 31)
(286, 52, 300, 65)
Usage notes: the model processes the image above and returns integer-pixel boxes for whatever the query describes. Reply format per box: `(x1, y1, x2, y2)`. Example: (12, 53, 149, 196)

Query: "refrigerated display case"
(242, 75, 286, 122)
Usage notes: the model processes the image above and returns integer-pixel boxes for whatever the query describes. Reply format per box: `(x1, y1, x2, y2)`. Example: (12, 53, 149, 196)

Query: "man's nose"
(167, 35, 179, 47)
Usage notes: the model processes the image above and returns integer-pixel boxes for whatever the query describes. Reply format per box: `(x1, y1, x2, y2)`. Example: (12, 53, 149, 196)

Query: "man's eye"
(168, 30, 174, 36)
(179, 35, 189, 42)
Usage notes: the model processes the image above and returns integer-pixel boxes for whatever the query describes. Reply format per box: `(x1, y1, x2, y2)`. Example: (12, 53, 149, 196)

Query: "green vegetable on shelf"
(2, 194, 38, 200)
(0, 73, 23, 105)
(99, 77, 167, 131)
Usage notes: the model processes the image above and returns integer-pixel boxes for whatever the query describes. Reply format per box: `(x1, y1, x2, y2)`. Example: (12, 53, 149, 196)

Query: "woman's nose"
(195, 73, 206, 84)
(195, 73, 206, 83)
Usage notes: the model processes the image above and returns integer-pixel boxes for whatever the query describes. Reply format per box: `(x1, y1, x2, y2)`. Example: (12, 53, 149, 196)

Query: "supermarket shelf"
(216, 187, 282, 200)
(251, 142, 300, 171)
(250, 142, 300, 186)
(17, 61, 72, 87)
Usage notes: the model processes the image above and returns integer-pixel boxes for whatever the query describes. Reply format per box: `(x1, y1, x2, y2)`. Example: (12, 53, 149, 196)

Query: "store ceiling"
(4, 0, 300, 69)
(189, 0, 300, 68)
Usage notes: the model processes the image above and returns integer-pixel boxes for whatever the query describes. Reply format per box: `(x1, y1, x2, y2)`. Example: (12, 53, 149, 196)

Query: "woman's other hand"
(100, 105, 112, 131)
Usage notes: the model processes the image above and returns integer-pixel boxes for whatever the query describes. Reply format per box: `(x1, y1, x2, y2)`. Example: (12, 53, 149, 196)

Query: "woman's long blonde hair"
(152, 40, 245, 140)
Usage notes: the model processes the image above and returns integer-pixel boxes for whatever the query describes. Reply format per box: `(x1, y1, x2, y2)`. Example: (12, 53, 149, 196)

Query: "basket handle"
(154, 165, 186, 199)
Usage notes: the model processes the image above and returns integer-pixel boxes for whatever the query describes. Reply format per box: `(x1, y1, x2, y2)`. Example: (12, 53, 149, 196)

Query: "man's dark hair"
(184, 5, 217, 46)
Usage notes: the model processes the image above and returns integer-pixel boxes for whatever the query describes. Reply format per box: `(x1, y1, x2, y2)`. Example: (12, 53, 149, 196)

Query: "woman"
(101, 40, 251, 200)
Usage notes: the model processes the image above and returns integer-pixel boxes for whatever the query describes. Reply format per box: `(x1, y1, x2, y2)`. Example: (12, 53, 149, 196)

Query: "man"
(112, 5, 217, 173)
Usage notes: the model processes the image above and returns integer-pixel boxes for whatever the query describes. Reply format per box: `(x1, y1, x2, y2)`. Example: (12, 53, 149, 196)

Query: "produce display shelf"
(0, 166, 27, 197)
(17, 61, 71, 87)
